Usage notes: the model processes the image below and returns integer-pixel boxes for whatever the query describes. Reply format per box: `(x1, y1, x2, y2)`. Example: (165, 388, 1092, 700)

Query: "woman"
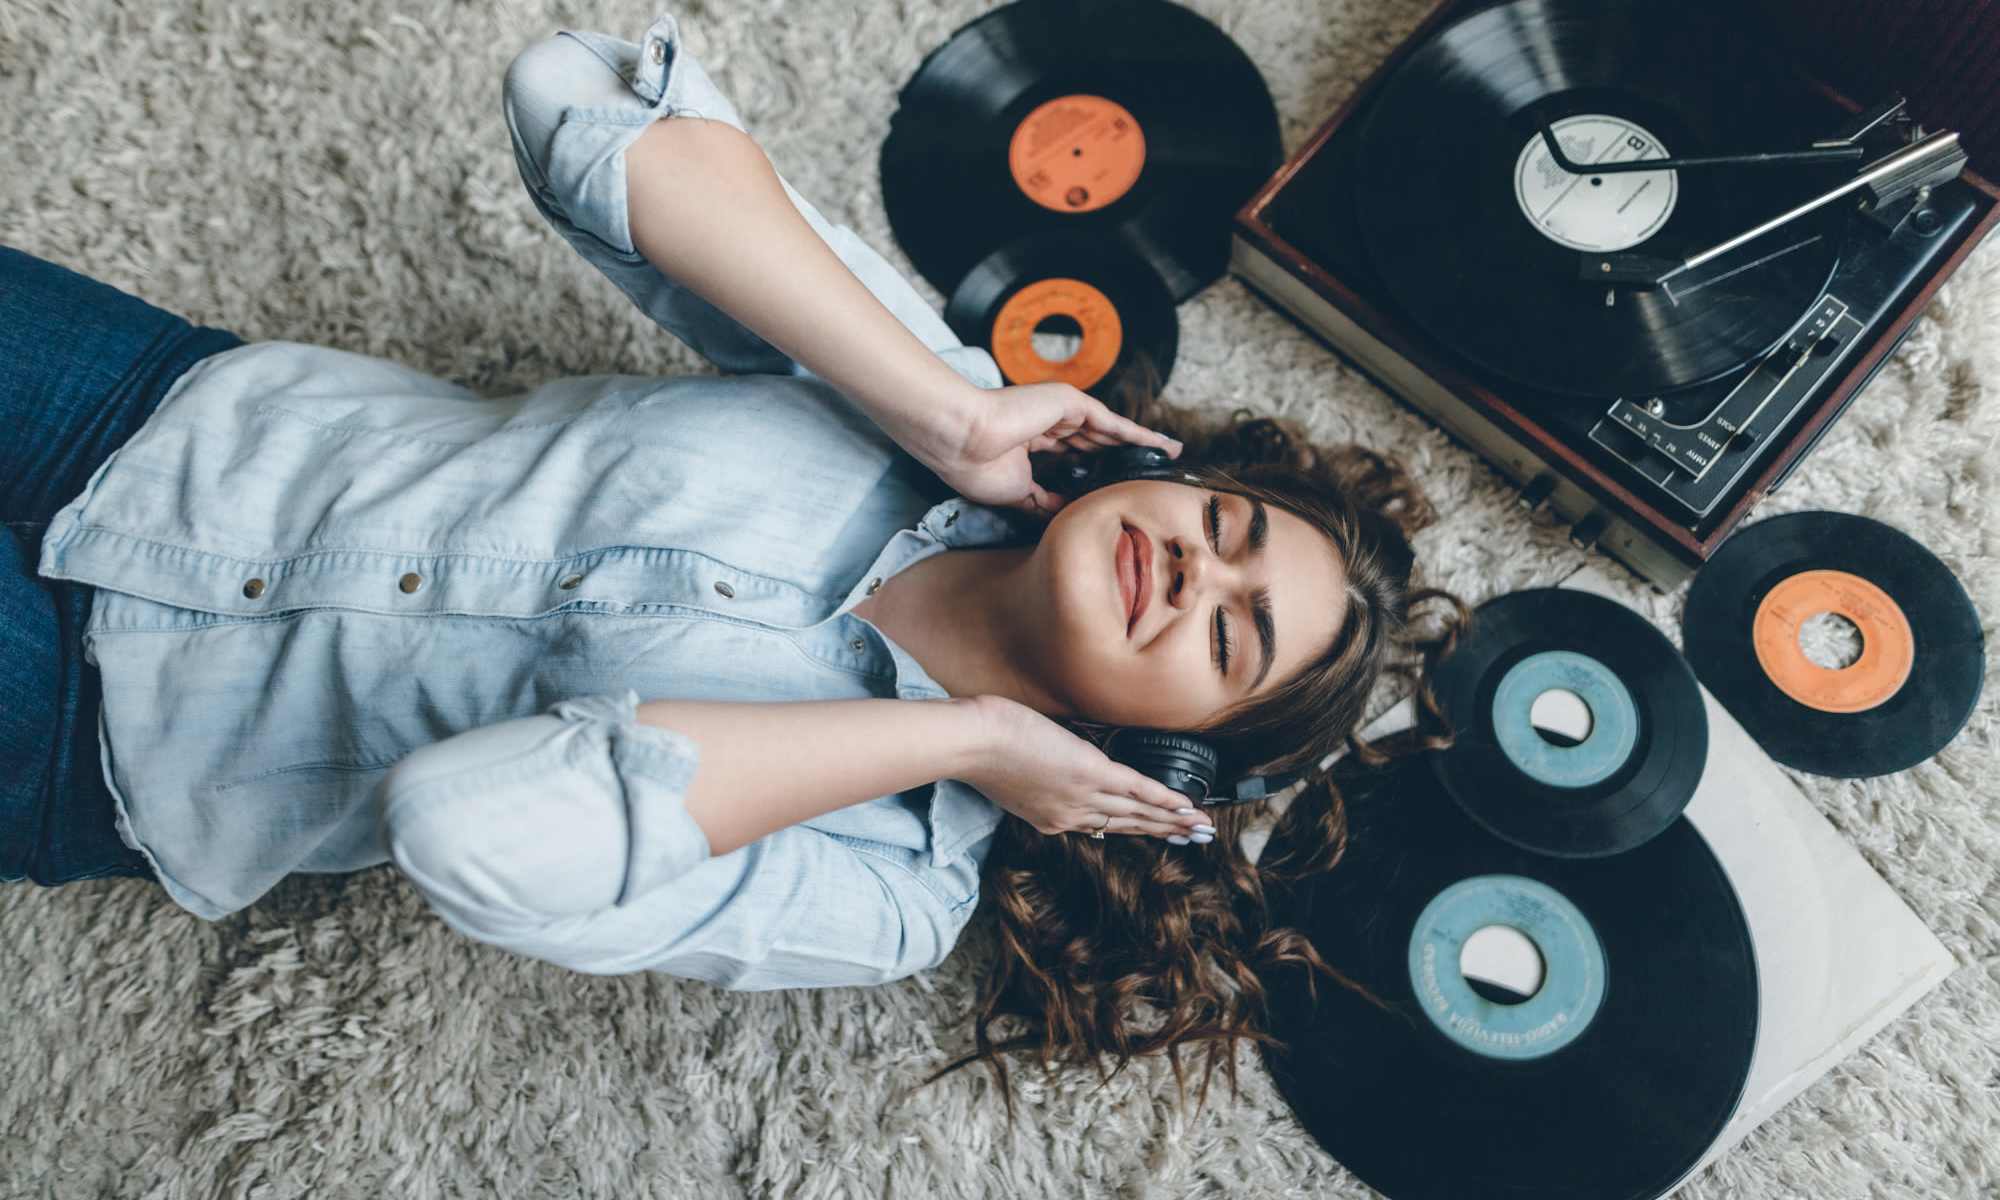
(3, 13, 1466, 1111)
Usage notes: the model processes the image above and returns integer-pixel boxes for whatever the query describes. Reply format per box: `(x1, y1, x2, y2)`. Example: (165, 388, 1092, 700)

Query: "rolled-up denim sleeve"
(377, 689, 974, 987)
(500, 13, 998, 389)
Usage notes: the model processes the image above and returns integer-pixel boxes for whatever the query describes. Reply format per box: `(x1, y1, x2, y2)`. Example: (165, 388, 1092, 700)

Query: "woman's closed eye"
(1208, 492, 1235, 676)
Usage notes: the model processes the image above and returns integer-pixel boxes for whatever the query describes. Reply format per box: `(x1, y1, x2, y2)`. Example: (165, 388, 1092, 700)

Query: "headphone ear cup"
(1103, 729, 1222, 806)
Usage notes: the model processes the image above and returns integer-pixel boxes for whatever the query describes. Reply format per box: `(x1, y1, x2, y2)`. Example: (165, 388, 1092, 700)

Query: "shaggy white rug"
(2, 1, 1995, 1196)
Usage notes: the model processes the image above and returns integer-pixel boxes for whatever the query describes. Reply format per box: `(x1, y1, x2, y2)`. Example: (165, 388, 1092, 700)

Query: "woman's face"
(1024, 479, 1350, 731)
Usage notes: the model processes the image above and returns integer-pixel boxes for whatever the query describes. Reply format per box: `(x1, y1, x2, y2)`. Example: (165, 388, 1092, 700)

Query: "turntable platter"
(1354, 0, 1848, 399)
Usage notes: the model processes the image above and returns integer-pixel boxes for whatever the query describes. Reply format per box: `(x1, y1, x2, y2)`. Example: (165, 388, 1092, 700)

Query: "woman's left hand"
(924, 381, 1183, 519)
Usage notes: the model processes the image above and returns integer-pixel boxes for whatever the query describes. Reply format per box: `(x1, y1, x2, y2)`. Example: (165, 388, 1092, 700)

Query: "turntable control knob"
(1517, 473, 1558, 512)
(1569, 511, 1610, 552)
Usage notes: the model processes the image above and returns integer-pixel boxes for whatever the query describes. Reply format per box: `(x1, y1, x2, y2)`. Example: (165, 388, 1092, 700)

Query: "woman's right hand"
(960, 695, 1210, 840)
(925, 381, 1183, 523)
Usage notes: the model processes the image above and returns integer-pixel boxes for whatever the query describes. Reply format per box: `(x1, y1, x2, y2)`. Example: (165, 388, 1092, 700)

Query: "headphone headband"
(1034, 445, 1203, 496)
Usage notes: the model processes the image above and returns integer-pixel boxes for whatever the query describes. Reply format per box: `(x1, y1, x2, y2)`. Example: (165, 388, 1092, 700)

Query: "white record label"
(1514, 115, 1678, 252)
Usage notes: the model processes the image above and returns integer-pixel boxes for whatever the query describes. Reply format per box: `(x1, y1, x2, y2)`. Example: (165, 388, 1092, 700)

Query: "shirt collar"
(868, 495, 1035, 865)
(869, 496, 1037, 697)
(920, 495, 1042, 549)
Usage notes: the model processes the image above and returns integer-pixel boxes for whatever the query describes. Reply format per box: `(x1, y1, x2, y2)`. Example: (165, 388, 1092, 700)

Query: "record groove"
(1259, 753, 1758, 1200)
(1681, 510, 1984, 777)
(943, 229, 1178, 402)
(1430, 588, 1709, 858)
(879, 0, 1282, 304)
(1354, 0, 1847, 399)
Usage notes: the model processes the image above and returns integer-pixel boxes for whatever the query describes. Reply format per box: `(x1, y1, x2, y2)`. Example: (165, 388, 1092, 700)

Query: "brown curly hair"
(921, 350, 1474, 1122)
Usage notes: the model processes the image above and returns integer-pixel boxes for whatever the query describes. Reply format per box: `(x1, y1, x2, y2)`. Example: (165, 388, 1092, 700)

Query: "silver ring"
(1089, 813, 1109, 839)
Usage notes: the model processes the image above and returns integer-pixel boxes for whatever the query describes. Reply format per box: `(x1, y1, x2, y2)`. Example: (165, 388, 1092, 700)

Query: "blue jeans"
(1, 245, 243, 885)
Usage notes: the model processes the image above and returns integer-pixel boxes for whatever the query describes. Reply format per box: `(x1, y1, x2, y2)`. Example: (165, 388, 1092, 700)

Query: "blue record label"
(1490, 649, 1641, 788)
(1407, 874, 1607, 1060)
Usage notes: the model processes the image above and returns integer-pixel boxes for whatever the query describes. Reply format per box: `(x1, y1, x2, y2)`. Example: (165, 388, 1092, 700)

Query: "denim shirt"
(33, 11, 1029, 988)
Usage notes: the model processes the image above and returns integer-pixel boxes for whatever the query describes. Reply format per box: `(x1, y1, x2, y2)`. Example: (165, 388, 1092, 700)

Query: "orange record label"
(1750, 569, 1916, 714)
(989, 278, 1125, 389)
(1008, 94, 1146, 213)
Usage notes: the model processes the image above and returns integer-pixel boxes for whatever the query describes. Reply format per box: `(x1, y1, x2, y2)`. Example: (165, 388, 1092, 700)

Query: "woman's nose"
(1168, 538, 1213, 606)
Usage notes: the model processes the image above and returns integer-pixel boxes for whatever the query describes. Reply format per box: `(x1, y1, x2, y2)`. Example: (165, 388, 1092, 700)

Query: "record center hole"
(1460, 924, 1546, 1005)
(1031, 314, 1085, 364)
(1799, 611, 1864, 670)
(1529, 687, 1593, 748)
(1590, 176, 1602, 186)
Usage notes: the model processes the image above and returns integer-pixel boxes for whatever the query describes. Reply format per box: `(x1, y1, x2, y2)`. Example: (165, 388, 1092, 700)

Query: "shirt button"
(399, 572, 423, 594)
(558, 573, 584, 590)
(850, 637, 865, 652)
(648, 39, 666, 65)
(713, 581, 735, 598)
(242, 578, 266, 599)
(865, 577, 882, 594)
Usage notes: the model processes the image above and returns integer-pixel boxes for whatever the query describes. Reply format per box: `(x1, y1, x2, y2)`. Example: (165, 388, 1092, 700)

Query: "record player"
(1230, 0, 2000, 590)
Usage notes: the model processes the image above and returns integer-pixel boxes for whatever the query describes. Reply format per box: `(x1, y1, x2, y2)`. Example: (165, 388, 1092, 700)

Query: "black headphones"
(1032, 444, 1315, 809)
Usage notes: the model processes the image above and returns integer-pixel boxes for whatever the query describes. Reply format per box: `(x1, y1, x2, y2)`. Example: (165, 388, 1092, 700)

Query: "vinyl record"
(1429, 588, 1708, 858)
(1354, 0, 1846, 399)
(1681, 510, 1984, 777)
(878, 0, 1282, 304)
(1258, 752, 1758, 1200)
(945, 230, 1179, 401)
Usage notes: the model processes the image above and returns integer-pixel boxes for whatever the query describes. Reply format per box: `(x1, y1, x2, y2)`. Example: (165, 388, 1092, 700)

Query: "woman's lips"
(1131, 526, 1152, 629)
(1118, 522, 1152, 638)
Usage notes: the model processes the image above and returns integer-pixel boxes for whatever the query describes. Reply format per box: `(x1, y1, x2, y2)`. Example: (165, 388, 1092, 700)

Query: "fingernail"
(1193, 824, 1216, 835)
(1190, 832, 1213, 845)
(1175, 807, 1196, 816)
(1166, 835, 1190, 846)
